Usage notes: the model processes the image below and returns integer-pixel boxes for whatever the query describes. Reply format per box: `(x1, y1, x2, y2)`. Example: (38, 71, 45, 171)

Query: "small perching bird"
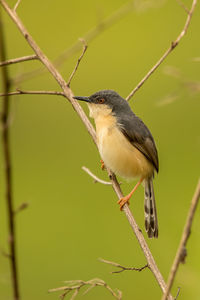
(74, 90, 159, 238)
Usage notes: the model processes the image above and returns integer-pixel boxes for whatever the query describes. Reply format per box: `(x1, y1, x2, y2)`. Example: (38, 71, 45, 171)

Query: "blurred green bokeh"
(0, 0, 200, 299)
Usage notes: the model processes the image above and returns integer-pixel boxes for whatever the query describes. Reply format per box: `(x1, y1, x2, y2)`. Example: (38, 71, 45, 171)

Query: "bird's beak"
(73, 96, 91, 103)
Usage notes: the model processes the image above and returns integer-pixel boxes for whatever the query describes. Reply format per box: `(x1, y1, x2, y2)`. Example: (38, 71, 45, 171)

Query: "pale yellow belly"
(97, 125, 154, 180)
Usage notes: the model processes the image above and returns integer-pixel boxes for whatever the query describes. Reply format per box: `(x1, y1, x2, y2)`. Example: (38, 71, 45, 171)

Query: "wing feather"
(117, 113, 159, 172)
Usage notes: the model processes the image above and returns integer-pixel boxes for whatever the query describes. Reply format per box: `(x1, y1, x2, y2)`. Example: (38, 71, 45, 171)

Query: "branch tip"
(82, 166, 112, 185)
(67, 39, 88, 87)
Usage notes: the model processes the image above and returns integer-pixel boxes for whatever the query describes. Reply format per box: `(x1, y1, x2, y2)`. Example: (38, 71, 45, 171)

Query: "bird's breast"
(95, 115, 154, 180)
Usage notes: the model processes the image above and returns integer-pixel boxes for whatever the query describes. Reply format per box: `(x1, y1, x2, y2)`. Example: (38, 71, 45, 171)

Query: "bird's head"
(73, 90, 130, 119)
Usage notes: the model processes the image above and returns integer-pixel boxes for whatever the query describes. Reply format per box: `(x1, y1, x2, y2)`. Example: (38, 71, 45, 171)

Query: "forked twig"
(99, 258, 148, 274)
(126, 0, 197, 101)
(162, 179, 200, 300)
(49, 278, 122, 300)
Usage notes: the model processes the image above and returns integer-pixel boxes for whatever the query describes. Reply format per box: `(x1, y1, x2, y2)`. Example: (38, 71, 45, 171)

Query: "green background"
(0, 0, 200, 299)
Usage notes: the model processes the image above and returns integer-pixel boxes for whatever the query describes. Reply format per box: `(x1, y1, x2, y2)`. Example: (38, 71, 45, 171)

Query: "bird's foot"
(117, 196, 130, 211)
(100, 159, 105, 170)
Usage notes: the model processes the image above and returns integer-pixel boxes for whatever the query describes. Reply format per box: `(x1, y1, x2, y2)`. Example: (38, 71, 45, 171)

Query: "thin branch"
(0, 11, 20, 300)
(13, 0, 136, 84)
(126, 0, 197, 101)
(82, 166, 112, 185)
(99, 258, 148, 274)
(67, 39, 87, 87)
(13, 0, 21, 11)
(0, 89, 65, 98)
(49, 278, 122, 300)
(0, 54, 38, 66)
(162, 179, 200, 300)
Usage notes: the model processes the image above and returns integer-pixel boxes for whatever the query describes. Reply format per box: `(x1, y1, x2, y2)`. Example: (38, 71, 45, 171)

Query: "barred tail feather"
(144, 178, 158, 238)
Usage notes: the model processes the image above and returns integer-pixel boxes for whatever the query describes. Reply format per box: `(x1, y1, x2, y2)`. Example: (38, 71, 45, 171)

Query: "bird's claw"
(117, 197, 130, 211)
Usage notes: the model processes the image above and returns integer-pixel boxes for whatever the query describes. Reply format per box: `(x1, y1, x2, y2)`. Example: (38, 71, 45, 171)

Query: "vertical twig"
(67, 39, 87, 87)
(161, 179, 200, 300)
(0, 11, 20, 300)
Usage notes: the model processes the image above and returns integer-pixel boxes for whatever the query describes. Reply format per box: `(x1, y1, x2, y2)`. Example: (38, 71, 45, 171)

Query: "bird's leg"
(100, 159, 105, 170)
(118, 178, 143, 210)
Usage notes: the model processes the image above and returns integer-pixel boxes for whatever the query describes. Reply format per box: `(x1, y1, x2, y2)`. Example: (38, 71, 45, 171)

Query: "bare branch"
(99, 258, 148, 274)
(0, 54, 38, 67)
(162, 179, 200, 300)
(82, 166, 112, 185)
(126, 0, 197, 101)
(49, 278, 122, 300)
(0, 10, 20, 300)
(13, 0, 21, 11)
(67, 39, 87, 87)
(0, 89, 65, 98)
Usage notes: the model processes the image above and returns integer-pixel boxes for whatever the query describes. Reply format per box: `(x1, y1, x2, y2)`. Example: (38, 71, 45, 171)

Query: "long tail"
(144, 178, 158, 238)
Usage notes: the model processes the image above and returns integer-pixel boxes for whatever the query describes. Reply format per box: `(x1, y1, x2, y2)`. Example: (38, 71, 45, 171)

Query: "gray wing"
(117, 113, 159, 173)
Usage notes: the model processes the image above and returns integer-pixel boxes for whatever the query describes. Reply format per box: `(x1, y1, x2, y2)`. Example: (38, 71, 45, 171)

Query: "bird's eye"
(98, 98, 105, 104)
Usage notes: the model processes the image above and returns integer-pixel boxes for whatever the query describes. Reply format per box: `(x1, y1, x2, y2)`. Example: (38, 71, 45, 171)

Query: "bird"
(73, 90, 159, 238)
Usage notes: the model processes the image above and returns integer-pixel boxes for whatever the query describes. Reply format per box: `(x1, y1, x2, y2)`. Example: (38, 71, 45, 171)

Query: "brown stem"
(0, 12, 20, 300)
(161, 179, 200, 300)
